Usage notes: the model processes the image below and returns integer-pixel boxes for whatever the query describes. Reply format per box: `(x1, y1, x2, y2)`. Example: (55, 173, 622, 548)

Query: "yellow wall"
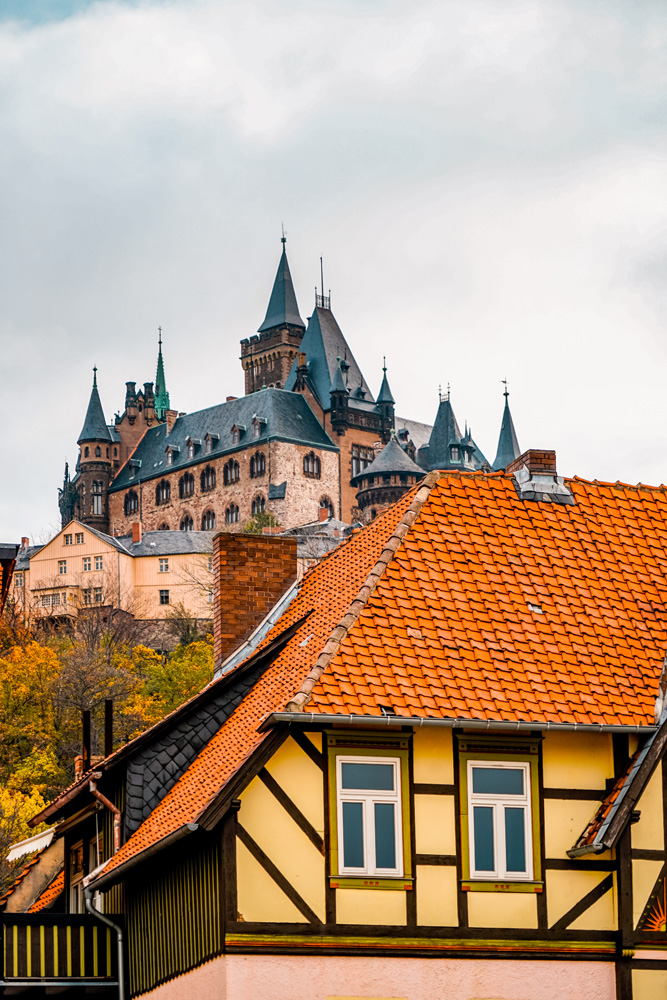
(633, 968, 667, 1000)
(542, 731, 612, 791)
(544, 799, 605, 859)
(467, 890, 538, 929)
(632, 767, 664, 853)
(415, 865, 457, 926)
(264, 736, 324, 837)
(335, 888, 406, 925)
(413, 728, 453, 784)
(546, 870, 616, 931)
(414, 795, 456, 856)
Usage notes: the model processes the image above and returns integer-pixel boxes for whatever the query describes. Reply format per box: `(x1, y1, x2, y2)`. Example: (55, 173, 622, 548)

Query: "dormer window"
(166, 451, 173, 466)
(204, 433, 219, 455)
(187, 442, 194, 459)
(165, 445, 179, 466)
(231, 425, 245, 445)
(450, 445, 460, 462)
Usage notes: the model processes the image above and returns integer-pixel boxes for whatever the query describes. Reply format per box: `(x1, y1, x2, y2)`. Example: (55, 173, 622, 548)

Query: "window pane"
(342, 801, 364, 868)
(473, 806, 495, 872)
(374, 802, 396, 869)
(505, 807, 527, 873)
(472, 767, 524, 796)
(341, 762, 394, 791)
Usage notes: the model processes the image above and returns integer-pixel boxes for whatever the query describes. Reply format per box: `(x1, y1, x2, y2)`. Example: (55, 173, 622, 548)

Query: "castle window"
(202, 510, 216, 531)
(166, 451, 173, 466)
(249, 452, 266, 478)
(92, 481, 103, 517)
(251, 495, 265, 517)
(95, 556, 103, 570)
(114, 448, 117, 457)
(84, 447, 89, 458)
(159, 558, 169, 573)
(95, 446, 101, 458)
(180, 515, 193, 532)
(205, 438, 212, 454)
(303, 452, 321, 479)
(75, 533, 84, 544)
(65, 534, 73, 546)
(225, 504, 239, 524)
(158, 522, 170, 531)
(450, 445, 460, 462)
(156, 480, 171, 505)
(223, 460, 240, 486)
(187, 442, 194, 459)
(159, 589, 170, 605)
(352, 445, 374, 478)
(83, 558, 91, 571)
(253, 421, 260, 439)
(106, 448, 109, 458)
(58, 560, 67, 575)
(124, 491, 139, 516)
(179, 473, 195, 498)
(201, 466, 216, 492)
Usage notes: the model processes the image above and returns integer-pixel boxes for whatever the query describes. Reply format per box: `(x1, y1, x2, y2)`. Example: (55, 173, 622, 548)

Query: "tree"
(243, 511, 281, 534)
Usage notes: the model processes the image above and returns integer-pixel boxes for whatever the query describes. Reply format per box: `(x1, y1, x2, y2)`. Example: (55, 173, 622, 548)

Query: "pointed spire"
(492, 382, 521, 470)
(258, 237, 305, 333)
(154, 326, 170, 421)
(377, 357, 395, 404)
(78, 368, 111, 444)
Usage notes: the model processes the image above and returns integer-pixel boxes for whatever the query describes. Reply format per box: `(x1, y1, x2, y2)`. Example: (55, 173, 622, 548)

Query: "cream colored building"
(12, 520, 214, 627)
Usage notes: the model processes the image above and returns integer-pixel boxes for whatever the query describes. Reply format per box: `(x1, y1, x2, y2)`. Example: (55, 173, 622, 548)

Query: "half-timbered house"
(5, 449, 667, 998)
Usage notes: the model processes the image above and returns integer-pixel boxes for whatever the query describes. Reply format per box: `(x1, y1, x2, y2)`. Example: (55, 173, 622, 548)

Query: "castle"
(59, 239, 522, 534)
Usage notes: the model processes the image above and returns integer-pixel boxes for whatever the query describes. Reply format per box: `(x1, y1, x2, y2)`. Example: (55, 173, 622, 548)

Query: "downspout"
(84, 773, 125, 999)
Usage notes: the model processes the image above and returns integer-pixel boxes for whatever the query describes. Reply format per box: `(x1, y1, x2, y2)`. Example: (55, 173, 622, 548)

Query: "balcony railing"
(1, 913, 121, 989)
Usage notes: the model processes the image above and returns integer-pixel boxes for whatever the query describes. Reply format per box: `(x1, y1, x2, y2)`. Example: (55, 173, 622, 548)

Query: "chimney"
(132, 522, 143, 544)
(213, 534, 297, 668)
(20, 537, 29, 552)
(165, 409, 178, 435)
(506, 449, 573, 504)
(226, 396, 238, 403)
(318, 506, 329, 522)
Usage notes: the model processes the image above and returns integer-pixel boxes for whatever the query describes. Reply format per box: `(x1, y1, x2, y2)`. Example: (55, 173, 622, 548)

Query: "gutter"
(259, 711, 656, 736)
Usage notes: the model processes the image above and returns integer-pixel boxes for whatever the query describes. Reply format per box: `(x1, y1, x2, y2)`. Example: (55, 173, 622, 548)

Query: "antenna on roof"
(501, 377, 509, 401)
(383, 355, 387, 374)
(320, 256, 324, 299)
(446, 382, 451, 401)
(438, 384, 442, 402)
(93, 366, 98, 388)
(158, 325, 162, 346)
(281, 223, 286, 248)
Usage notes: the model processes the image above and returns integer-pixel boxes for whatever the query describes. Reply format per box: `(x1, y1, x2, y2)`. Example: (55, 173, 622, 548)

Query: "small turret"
(492, 383, 521, 471)
(352, 431, 424, 523)
(75, 368, 112, 532)
(329, 357, 349, 435)
(58, 462, 79, 528)
(154, 328, 170, 421)
(377, 358, 395, 443)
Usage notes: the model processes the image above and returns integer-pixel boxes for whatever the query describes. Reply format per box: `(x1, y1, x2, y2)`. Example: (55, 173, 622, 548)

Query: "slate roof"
(16, 545, 44, 570)
(69, 468, 667, 888)
(78, 374, 112, 444)
(109, 389, 337, 492)
(396, 417, 432, 452)
(115, 531, 215, 558)
(284, 306, 375, 408)
(493, 393, 522, 470)
(418, 397, 488, 471)
(377, 368, 395, 404)
(257, 246, 305, 333)
(350, 435, 425, 485)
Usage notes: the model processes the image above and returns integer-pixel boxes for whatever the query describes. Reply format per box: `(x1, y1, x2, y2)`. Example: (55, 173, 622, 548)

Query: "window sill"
(330, 877, 413, 891)
(462, 880, 543, 893)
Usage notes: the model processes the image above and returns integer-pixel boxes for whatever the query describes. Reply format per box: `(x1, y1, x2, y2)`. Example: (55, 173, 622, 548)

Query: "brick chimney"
(20, 537, 29, 552)
(213, 534, 297, 667)
(318, 506, 330, 522)
(165, 409, 178, 435)
(506, 449, 572, 504)
(132, 522, 142, 544)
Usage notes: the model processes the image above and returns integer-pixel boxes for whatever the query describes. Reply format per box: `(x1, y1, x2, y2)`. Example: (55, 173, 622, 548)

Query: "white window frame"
(467, 760, 532, 881)
(95, 555, 103, 570)
(83, 557, 91, 571)
(58, 560, 66, 574)
(336, 755, 403, 878)
(159, 558, 169, 573)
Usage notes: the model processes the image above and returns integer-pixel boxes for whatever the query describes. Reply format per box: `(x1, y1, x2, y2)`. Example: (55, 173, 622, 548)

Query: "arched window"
(252, 495, 265, 517)
(202, 510, 216, 530)
(225, 505, 239, 524)
(95, 446, 101, 458)
(166, 450, 173, 466)
(114, 448, 117, 458)
(303, 452, 321, 478)
(92, 481, 103, 516)
(187, 442, 194, 459)
(156, 480, 171, 505)
(158, 522, 170, 531)
(84, 447, 89, 458)
(179, 473, 195, 498)
(320, 496, 334, 518)
(124, 490, 139, 516)
(205, 437, 212, 454)
(249, 452, 266, 478)
(180, 515, 193, 532)
(201, 466, 216, 491)
(223, 460, 240, 486)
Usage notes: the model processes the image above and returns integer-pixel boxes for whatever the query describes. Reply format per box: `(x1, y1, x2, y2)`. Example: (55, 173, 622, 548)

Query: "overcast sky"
(1, 0, 666, 541)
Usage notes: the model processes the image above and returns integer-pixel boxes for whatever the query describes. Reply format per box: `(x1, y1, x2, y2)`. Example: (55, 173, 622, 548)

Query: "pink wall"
(138, 954, 616, 1000)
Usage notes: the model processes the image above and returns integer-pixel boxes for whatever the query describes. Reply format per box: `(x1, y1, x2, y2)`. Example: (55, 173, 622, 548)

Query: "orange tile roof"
(27, 869, 64, 912)
(89, 471, 667, 884)
(0, 856, 41, 910)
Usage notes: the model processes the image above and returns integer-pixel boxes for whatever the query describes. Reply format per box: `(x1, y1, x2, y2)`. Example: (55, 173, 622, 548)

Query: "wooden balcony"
(1, 913, 122, 995)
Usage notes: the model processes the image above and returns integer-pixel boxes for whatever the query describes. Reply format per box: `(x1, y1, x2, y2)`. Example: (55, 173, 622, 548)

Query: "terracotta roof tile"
(27, 869, 65, 913)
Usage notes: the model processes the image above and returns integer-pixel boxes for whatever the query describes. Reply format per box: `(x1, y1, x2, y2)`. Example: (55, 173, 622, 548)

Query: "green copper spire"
(154, 327, 170, 421)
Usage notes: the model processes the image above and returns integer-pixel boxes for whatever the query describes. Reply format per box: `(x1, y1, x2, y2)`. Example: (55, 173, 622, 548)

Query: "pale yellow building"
(12, 520, 214, 631)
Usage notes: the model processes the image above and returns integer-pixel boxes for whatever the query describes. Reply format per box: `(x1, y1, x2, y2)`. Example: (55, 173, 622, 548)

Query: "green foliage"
(243, 510, 281, 534)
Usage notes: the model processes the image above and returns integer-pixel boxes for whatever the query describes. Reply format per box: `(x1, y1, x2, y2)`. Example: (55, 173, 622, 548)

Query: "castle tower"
(352, 432, 424, 523)
(240, 236, 306, 394)
(75, 368, 113, 532)
(492, 384, 521, 470)
(417, 389, 488, 472)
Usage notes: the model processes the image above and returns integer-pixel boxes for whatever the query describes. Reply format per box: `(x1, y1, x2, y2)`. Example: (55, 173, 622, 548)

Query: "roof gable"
(284, 306, 374, 407)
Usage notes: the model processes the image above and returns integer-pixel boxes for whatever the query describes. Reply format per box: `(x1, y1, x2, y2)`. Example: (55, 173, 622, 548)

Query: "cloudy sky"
(1, 0, 666, 541)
